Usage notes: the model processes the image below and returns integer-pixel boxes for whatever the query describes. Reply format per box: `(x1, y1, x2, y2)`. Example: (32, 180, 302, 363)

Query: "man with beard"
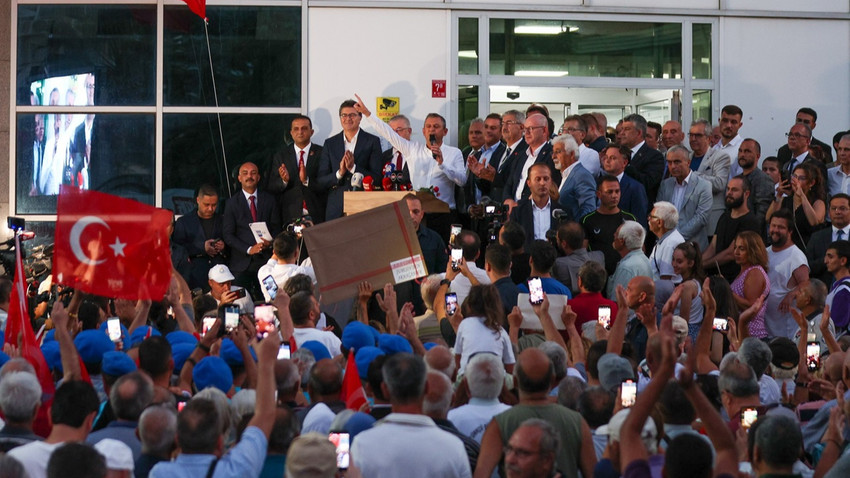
(701, 176, 761, 282)
(737, 138, 774, 231)
(765, 209, 810, 339)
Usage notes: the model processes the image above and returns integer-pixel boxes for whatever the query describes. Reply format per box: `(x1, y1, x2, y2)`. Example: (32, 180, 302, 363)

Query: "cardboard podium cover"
(302, 200, 427, 304)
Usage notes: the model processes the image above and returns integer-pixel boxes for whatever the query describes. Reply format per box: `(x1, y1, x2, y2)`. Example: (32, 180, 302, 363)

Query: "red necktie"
(299, 150, 307, 213)
(396, 151, 403, 171)
(249, 195, 258, 222)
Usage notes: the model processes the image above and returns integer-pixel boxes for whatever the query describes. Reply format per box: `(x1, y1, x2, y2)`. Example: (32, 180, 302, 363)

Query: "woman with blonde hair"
(730, 231, 770, 338)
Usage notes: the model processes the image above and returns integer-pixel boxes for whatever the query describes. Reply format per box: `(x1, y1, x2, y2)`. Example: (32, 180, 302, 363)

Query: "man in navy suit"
(502, 113, 560, 210)
(172, 184, 226, 291)
(552, 135, 596, 222)
(493, 110, 527, 202)
(265, 115, 326, 224)
(508, 163, 557, 251)
(464, 114, 506, 209)
(621, 113, 665, 204)
(222, 162, 282, 293)
(601, 143, 648, 227)
(317, 100, 384, 220)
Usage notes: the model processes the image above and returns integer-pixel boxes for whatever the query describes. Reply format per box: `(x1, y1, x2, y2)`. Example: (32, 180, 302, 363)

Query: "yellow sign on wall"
(376, 97, 400, 123)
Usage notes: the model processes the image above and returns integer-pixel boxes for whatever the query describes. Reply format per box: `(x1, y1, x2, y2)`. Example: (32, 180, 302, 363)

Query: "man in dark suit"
(777, 107, 833, 166)
(463, 115, 506, 210)
(508, 163, 557, 251)
(601, 143, 648, 227)
(317, 99, 384, 220)
(265, 115, 325, 224)
(493, 110, 527, 202)
(777, 122, 828, 193)
(621, 113, 665, 204)
(172, 184, 226, 291)
(807, 193, 850, 286)
(222, 162, 282, 294)
(502, 113, 559, 209)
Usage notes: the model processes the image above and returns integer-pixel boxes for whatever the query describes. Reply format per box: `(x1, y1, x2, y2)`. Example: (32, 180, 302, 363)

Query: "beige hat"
(285, 432, 338, 478)
(94, 438, 134, 471)
(671, 316, 689, 342)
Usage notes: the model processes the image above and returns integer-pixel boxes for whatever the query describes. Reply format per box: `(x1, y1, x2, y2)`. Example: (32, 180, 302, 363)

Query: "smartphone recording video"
(528, 277, 544, 305)
(255, 305, 277, 341)
(598, 306, 612, 330)
(620, 380, 637, 408)
(445, 292, 458, 316)
(712, 317, 728, 331)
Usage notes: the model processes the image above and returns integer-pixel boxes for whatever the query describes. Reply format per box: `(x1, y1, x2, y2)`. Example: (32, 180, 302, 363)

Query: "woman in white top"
(453, 284, 516, 375)
(671, 241, 705, 342)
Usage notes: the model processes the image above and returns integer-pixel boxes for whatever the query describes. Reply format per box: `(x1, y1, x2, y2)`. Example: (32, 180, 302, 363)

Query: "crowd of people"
(1, 101, 850, 478)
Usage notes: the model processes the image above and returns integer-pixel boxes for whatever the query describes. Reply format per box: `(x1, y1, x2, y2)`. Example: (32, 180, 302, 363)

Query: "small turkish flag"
(181, 0, 206, 20)
(341, 348, 368, 411)
(54, 186, 173, 300)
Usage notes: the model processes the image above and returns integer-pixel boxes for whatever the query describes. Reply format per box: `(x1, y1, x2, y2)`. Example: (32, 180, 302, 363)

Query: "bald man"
(623, 276, 655, 362)
(475, 348, 596, 478)
(425, 345, 457, 381)
(502, 114, 560, 207)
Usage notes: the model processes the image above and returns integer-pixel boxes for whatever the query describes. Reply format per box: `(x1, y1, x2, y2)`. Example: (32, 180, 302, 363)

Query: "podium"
(344, 191, 450, 216)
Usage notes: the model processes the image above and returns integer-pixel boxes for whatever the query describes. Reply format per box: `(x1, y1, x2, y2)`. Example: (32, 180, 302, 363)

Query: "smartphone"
(255, 305, 277, 341)
(429, 133, 437, 146)
(262, 275, 278, 301)
(202, 317, 217, 337)
(639, 361, 651, 378)
(485, 205, 496, 214)
(329, 432, 350, 470)
(450, 248, 463, 272)
(620, 380, 637, 408)
(445, 292, 458, 316)
(450, 224, 462, 247)
(232, 287, 247, 299)
(741, 407, 758, 430)
(528, 277, 544, 305)
(712, 317, 729, 331)
(106, 317, 122, 342)
(224, 305, 240, 332)
(598, 306, 612, 330)
(807, 341, 821, 371)
(277, 342, 291, 360)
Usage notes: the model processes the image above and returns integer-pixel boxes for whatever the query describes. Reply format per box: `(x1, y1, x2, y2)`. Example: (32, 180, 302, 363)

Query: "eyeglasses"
(393, 127, 411, 133)
(525, 125, 546, 132)
(503, 121, 522, 127)
(503, 445, 539, 459)
(786, 132, 810, 140)
(688, 133, 706, 138)
(340, 113, 360, 119)
(791, 174, 808, 181)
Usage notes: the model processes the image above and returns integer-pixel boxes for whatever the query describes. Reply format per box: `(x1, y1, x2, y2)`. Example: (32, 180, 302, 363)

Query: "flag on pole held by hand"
(181, 0, 206, 20)
(54, 186, 173, 300)
(4, 235, 56, 399)
(341, 348, 367, 411)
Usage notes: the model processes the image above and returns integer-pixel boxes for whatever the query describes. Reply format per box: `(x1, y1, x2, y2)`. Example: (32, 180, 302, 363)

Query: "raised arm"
(606, 285, 630, 355)
(695, 278, 719, 374)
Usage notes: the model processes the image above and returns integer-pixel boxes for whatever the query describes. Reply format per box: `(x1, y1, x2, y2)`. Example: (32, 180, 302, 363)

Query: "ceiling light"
(514, 70, 569, 77)
(458, 50, 478, 59)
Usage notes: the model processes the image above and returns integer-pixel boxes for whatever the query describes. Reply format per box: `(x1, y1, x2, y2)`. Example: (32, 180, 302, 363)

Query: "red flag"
(54, 186, 173, 300)
(4, 236, 56, 400)
(341, 350, 367, 411)
(181, 0, 206, 20)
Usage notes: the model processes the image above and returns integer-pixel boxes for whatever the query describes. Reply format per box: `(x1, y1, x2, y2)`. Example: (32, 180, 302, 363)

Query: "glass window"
(457, 85, 479, 150)
(693, 90, 712, 124)
(692, 24, 712, 79)
(164, 7, 301, 107)
(16, 114, 155, 214)
(490, 19, 682, 79)
(162, 114, 296, 211)
(17, 5, 156, 107)
(458, 18, 479, 75)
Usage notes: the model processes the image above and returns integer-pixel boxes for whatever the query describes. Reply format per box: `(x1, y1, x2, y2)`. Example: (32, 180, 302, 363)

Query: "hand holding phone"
(741, 407, 758, 430)
(262, 275, 278, 300)
(620, 380, 637, 407)
(450, 248, 463, 272)
(712, 317, 729, 332)
(598, 306, 612, 330)
(106, 317, 122, 342)
(528, 277, 544, 305)
(807, 341, 821, 371)
(445, 292, 458, 316)
(329, 432, 350, 470)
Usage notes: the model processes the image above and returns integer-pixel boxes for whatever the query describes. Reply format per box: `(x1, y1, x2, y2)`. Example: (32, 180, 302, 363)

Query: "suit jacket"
(778, 136, 833, 165)
(317, 129, 384, 220)
(172, 210, 226, 289)
(460, 142, 506, 210)
(618, 174, 649, 227)
(222, 190, 282, 274)
(806, 227, 835, 286)
(779, 151, 829, 200)
(265, 143, 325, 224)
(557, 163, 597, 222)
(693, 148, 731, 235)
(502, 142, 560, 202)
(552, 249, 605, 294)
(508, 198, 556, 251)
(494, 139, 527, 201)
(624, 142, 665, 203)
(657, 174, 713, 250)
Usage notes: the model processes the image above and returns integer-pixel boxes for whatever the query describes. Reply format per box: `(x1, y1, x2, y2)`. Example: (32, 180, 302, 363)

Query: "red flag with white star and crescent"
(53, 186, 174, 300)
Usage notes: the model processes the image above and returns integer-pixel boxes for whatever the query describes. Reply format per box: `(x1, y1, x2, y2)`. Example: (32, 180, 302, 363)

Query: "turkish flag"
(54, 186, 173, 301)
(341, 349, 367, 411)
(5, 236, 56, 402)
(181, 0, 206, 20)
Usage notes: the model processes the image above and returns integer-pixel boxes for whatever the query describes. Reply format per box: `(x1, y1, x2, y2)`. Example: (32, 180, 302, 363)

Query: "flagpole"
(203, 18, 232, 197)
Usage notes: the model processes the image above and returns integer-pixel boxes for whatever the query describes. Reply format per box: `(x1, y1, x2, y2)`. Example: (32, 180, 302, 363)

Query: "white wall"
(718, 17, 850, 158)
(307, 7, 452, 145)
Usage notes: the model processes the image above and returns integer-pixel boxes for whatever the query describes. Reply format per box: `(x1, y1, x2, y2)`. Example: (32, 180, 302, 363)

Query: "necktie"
(396, 151, 403, 171)
(249, 195, 257, 222)
(299, 150, 308, 213)
(498, 147, 512, 172)
(838, 229, 845, 241)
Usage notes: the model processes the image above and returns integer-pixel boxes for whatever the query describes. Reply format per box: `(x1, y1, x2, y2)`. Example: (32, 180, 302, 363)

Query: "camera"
(507, 92, 520, 100)
(285, 216, 313, 237)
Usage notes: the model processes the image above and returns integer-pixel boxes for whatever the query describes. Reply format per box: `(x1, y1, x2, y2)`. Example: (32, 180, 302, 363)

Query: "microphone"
(552, 209, 568, 220)
(363, 176, 373, 191)
(382, 177, 393, 192)
(383, 163, 395, 177)
(350, 172, 364, 191)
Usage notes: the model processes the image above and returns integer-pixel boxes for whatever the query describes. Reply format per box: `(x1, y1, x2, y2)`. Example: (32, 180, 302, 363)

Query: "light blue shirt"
(150, 426, 267, 478)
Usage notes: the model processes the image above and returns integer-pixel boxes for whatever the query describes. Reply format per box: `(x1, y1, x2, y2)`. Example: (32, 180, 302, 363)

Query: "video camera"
(285, 216, 313, 238)
(467, 197, 509, 243)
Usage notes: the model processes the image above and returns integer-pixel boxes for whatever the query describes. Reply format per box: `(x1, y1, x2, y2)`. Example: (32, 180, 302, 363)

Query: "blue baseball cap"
(378, 334, 413, 356)
(355, 346, 385, 379)
(171, 343, 196, 374)
(342, 322, 376, 354)
(42, 329, 56, 344)
(423, 342, 438, 351)
(166, 331, 198, 348)
(193, 356, 233, 394)
(220, 338, 257, 366)
(129, 326, 162, 348)
(41, 341, 63, 373)
(102, 351, 137, 377)
(299, 340, 332, 362)
(74, 329, 116, 364)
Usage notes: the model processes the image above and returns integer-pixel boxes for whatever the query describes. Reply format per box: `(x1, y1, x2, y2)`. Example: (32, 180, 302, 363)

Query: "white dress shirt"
(514, 143, 546, 200)
(833, 225, 850, 242)
(713, 134, 744, 179)
(828, 166, 850, 196)
(532, 198, 552, 240)
(671, 171, 692, 211)
(578, 144, 601, 177)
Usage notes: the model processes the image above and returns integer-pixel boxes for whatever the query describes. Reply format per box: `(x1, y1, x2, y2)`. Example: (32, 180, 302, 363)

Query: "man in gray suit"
(657, 146, 713, 249)
(689, 119, 730, 237)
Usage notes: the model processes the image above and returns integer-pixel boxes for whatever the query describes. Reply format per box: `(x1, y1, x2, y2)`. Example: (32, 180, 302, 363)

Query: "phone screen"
(445, 293, 458, 316)
(712, 317, 728, 331)
(255, 305, 277, 340)
(451, 248, 463, 271)
(262, 275, 278, 300)
(106, 318, 122, 342)
(528, 277, 544, 305)
(202, 317, 217, 337)
(597, 306, 612, 330)
(450, 225, 462, 247)
(225, 306, 240, 332)
(620, 380, 637, 408)
(277, 343, 291, 360)
(741, 407, 758, 430)
(232, 287, 247, 299)
(807, 341, 821, 371)
(329, 433, 350, 470)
